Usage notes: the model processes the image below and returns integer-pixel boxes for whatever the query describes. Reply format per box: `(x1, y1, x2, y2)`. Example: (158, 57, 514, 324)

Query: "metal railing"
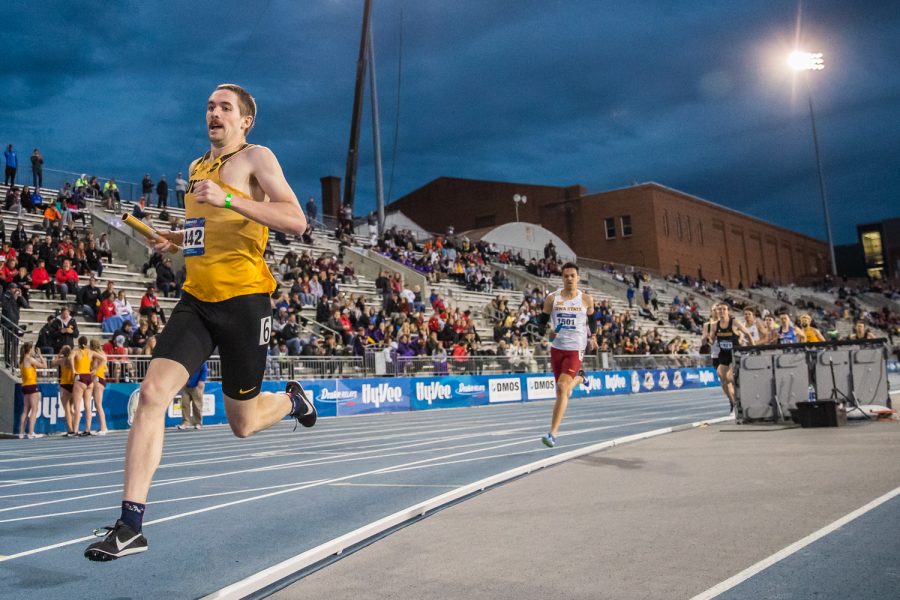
(21, 352, 710, 384)
(31, 168, 182, 204)
(1, 313, 23, 369)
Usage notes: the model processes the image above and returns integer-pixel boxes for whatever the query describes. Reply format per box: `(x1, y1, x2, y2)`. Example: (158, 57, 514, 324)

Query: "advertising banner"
(410, 375, 490, 410)
(10, 367, 720, 434)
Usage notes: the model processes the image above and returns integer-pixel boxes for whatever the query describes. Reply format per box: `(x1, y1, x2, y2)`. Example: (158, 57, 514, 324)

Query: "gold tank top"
(60, 364, 74, 385)
(74, 349, 92, 374)
(21, 365, 37, 386)
(182, 144, 276, 303)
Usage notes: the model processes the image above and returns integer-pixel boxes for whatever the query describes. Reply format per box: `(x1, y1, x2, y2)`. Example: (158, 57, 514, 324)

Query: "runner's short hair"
(561, 262, 578, 273)
(215, 83, 257, 133)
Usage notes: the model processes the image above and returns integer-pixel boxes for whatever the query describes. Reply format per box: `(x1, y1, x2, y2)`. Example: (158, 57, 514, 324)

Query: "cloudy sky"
(4, 0, 898, 243)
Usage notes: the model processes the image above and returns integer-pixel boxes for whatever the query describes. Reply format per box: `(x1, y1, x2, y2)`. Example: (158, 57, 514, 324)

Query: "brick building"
(387, 177, 829, 288)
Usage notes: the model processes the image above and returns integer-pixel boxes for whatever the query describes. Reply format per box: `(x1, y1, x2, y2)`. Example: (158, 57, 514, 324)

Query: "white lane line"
(0, 399, 724, 490)
(688, 484, 900, 600)
(0, 402, 727, 505)
(0, 390, 723, 463)
(0, 413, 726, 562)
(0, 479, 330, 525)
(0, 419, 602, 513)
(202, 415, 732, 600)
(328, 483, 459, 489)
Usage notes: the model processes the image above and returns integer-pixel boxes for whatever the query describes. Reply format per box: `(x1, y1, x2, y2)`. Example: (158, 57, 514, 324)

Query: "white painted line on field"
(0, 413, 727, 564)
(688, 484, 900, 600)
(202, 415, 732, 600)
(0, 408, 715, 518)
(328, 483, 459, 489)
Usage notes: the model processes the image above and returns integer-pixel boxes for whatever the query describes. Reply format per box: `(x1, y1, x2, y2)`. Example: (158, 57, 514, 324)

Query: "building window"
(697, 221, 703, 245)
(620, 215, 633, 237)
(861, 230, 884, 279)
(663, 212, 669, 237)
(604, 218, 616, 240)
(685, 216, 692, 242)
(676, 214, 683, 240)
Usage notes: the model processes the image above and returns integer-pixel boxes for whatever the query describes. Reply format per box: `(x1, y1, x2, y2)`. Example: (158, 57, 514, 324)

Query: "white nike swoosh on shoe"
(116, 533, 141, 552)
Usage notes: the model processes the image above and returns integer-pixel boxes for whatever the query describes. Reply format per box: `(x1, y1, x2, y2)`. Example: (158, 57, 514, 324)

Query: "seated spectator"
(31, 259, 54, 299)
(31, 187, 45, 212)
(131, 317, 151, 352)
(77, 275, 102, 321)
(42, 202, 62, 230)
(54, 258, 80, 301)
(102, 335, 132, 382)
(139, 285, 166, 323)
(155, 257, 176, 297)
(114, 291, 137, 325)
(114, 320, 136, 347)
(146, 311, 163, 335)
(132, 196, 149, 221)
(97, 233, 113, 264)
(97, 294, 117, 323)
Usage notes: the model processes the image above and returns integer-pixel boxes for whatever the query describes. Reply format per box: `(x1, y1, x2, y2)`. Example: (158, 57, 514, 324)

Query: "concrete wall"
(343, 247, 428, 297)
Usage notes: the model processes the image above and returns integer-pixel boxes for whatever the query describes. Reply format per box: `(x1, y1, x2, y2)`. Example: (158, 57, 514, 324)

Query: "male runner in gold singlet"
(85, 84, 317, 561)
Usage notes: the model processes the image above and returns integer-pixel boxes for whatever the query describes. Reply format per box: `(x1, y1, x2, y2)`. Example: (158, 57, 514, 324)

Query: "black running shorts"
(154, 292, 272, 400)
(713, 351, 733, 368)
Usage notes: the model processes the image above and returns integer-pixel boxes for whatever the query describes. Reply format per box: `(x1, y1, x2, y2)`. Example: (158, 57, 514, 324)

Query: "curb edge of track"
(203, 415, 733, 600)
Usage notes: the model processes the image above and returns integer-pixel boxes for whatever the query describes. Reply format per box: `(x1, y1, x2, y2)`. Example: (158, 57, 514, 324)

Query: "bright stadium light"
(788, 51, 824, 71)
(513, 194, 527, 222)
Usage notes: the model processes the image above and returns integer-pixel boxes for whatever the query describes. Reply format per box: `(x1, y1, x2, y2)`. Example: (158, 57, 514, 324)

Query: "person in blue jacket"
(176, 361, 208, 430)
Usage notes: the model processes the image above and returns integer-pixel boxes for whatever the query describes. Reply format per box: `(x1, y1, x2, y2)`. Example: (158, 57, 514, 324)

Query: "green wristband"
(224, 193, 233, 209)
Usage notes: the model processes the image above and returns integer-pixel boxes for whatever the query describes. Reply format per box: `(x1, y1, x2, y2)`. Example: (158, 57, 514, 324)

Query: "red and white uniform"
(549, 289, 587, 380)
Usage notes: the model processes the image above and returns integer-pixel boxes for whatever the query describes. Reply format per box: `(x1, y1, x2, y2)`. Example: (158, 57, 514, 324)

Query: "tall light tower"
(513, 194, 527, 222)
(789, 50, 837, 276)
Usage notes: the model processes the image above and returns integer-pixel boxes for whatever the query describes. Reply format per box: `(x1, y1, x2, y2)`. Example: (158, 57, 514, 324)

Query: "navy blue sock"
(120, 501, 146, 532)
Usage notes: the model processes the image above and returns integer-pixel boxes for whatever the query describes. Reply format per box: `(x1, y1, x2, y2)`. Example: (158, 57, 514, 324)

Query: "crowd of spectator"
(4, 159, 897, 384)
(370, 226, 513, 293)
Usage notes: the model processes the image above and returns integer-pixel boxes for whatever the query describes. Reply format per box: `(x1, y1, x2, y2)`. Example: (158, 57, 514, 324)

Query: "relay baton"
(121, 213, 181, 254)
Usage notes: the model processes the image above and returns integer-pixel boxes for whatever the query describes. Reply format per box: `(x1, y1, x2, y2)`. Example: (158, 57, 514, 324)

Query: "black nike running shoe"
(287, 380, 317, 428)
(84, 520, 148, 561)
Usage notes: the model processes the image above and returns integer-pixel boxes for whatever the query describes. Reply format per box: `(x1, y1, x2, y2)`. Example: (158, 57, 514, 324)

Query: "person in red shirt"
(428, 312, 443, 334)
(31, 259, 54, 299)
(1, 242, 16, 261)
(97, 295, 117, 323)
(139, 285, 166, 323)
(55, 258, 80, 301)
(339, 309, 352, 335)
(102, 335, 131, 382)
(0, 257, 17, 284)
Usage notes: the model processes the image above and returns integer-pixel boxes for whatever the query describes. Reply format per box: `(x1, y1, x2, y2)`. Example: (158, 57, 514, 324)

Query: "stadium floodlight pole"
(343, 0, 373, 215)
(367, 7, 386, 237)
(513, 194, 527, 222)
(789, 50, 837, 276)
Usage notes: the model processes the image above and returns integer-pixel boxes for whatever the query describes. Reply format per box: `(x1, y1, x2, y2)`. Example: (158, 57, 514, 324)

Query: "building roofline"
(586, 181, 826, 246)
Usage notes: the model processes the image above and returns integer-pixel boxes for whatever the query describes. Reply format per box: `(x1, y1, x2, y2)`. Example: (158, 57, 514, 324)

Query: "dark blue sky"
(4, 1, 898, 243)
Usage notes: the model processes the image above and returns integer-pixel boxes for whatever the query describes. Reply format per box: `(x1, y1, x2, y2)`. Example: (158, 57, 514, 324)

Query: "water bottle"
(808, 384, 816, 403)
